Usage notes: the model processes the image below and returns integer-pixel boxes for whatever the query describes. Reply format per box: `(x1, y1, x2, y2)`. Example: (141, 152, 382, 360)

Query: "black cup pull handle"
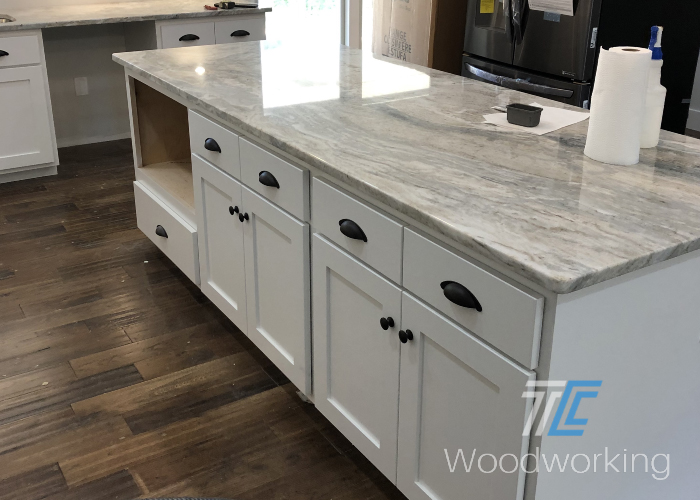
(231, 30, 251, 37)
(179, 34, 200, 41)
(204, 138, 221, 153)
(338, 219, 367, 242)
(399, 329, 414, 344)
(258, 171, 280, 189)
(155, 225, 168, 238)
(0, 50, 8, 57)
(440, 281, 482, 312)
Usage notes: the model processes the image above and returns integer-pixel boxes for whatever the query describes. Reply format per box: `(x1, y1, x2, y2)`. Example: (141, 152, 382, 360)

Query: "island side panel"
(535, 249, 700, 500)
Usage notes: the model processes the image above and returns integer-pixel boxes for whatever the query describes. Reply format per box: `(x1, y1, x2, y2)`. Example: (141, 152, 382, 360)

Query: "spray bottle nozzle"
(649, 26, 664, 60)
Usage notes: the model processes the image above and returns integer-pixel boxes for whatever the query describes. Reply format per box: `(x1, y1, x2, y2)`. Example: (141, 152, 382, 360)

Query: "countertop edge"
(113, 55, 700, 296)
(0, 8, 272, 32)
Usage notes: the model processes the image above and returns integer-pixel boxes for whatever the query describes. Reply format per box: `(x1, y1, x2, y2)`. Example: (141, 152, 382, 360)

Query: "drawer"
(0, 35, 41, 68)
(312, 178, 403, 283)
(240, 138, 308, 221)
(403, 228, 543, 369)
(134, 181, 200, 285)
(189, 110, 241, 179)
(215, 15, 266, 44)
(160, 21, 215, 49)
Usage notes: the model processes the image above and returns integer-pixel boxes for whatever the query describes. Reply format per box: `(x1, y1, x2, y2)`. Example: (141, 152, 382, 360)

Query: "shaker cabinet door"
(312, 234, 402, 482)
(193, 155, 248, 332)
(0, 65, 55, 171)
(397, 292, 535, 500)
(242, 186, 311, 394)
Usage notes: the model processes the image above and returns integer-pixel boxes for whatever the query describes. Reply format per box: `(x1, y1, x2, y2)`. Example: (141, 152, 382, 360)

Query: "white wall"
(687, 51, 700, 132)
(42, 24, 131, 148)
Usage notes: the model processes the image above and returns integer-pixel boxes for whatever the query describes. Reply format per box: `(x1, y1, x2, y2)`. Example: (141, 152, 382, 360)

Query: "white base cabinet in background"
(397, 293, 535, 500)
(312, 234, 403, 482)
(242, 185, 310, 394)
(193, 154, 248, 331)
(0, 32, 57, 174)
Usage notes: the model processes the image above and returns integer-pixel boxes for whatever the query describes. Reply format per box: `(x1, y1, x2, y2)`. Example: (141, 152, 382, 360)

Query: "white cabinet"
(193, 154, 248, 331)
(312, 234, 402, 482)
(159, 21, 216, 49)
(242, 185, 310, 393)
(397, 292, 535, 500)
(0, 32, 56, 173)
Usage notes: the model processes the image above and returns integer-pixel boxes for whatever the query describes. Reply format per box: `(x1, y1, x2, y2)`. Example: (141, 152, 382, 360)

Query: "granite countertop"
(0, 0, 270, 32)
(113, 41, 700, 294)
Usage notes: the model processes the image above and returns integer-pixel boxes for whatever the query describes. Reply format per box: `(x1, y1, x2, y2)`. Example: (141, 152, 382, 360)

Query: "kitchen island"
(114, 41, 700, 500)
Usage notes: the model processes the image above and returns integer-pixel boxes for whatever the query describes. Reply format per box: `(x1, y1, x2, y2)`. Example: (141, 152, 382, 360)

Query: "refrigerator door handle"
(505, 0, 514, 40)
(512, 0, 523, 44)
(465, 63, 575, 98)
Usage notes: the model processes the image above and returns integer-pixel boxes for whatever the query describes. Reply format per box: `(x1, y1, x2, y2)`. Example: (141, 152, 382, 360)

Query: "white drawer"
(312, 178, 403, 283)
(189, 110, 241, 179)
(160, 21, 215, 49)
(134, 181, 200, 285)
(403, 228, 543, 369)
(240, 138, 308, 221)
(215, 15, 266, 44)
(0, 35, 41, 68)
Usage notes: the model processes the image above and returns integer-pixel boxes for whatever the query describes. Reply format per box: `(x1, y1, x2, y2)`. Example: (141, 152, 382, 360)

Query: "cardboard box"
(373, 0, 433, 66)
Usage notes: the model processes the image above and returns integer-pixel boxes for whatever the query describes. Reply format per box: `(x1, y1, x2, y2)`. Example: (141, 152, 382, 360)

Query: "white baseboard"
(686, 108, 700, 132)
(56, 132, 131, 149)
(0, 165, 58, 184)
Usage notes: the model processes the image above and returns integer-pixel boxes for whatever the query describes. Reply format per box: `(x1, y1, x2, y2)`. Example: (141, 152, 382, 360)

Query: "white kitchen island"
(114, 40, 700, 500)
(0, 0, 269, 183)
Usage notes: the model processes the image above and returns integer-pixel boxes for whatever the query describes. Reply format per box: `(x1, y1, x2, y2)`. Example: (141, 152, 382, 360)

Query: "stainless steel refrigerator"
(462, 0, 603, 108)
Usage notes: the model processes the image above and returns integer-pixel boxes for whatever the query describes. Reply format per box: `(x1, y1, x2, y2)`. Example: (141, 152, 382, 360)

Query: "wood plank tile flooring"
(0, 141, 406, 500)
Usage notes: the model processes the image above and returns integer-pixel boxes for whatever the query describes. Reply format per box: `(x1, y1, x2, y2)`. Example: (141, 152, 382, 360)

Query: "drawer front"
(312, 178, 403, 284)
(0, 35, 41, 68)
(189, 110, 241, 179)
(240, 138, 308, 221)
(134, 181, 199, 284)
(215, 16, 266, 44)
(160, 21, 215, 49)
(403, 228, 543, 369)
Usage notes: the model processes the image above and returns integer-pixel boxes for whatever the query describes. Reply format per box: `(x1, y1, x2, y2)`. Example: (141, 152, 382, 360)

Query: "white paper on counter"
(528, 0, 573, 16)
(483, 102, 589, 136)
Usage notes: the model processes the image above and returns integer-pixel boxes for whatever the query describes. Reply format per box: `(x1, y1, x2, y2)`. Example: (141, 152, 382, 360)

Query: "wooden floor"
(0, 141, 406, 500)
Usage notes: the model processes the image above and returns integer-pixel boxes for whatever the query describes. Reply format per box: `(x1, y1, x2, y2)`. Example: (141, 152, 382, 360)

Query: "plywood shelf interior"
(134, 79, 194, 220)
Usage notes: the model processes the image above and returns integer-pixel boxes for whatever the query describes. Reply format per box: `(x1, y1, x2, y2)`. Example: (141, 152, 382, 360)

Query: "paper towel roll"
(584, 47, 652, 166)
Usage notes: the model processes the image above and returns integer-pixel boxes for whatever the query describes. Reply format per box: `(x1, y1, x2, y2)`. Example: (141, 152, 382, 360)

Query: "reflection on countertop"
(114, 40, 700, 294)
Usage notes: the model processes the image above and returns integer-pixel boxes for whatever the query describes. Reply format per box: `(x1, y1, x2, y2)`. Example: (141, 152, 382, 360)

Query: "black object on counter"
(506, 104, 542, 128)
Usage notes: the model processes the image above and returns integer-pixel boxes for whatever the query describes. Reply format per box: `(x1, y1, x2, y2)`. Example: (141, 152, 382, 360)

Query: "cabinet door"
(193, 155, 247, 332)
(398, 293, 535, 500)
(0, 66, 55, 171)
(242, 186, 310, 394)
(313, 234, 402, 482)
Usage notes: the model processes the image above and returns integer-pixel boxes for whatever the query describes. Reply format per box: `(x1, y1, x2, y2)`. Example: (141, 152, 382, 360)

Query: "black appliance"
(462, 0, 603, 108)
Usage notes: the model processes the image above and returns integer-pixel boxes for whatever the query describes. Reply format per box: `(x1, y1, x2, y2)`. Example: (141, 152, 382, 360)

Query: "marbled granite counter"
(0, 0, 270, 32)
(114, 41, 700, 294)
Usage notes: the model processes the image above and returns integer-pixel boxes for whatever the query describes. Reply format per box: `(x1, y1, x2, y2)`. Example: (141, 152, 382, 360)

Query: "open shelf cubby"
(133, 79, 194, 219)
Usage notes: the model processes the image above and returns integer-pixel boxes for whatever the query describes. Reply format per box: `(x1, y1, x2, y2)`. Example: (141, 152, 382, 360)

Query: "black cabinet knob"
(229, 205, 239, 215)
(339, 219, 367, 242)
(440, 281, 482, 312)
(0, 50, 8, 57)
(204, 138, 221, 153)
(179, 34, 200, 41)
(155, 225, 168, 238)
(259, 171, 280, 189)
(231, 30, 251, 37)
(380, 317, 394, 330)
(239, 212, 249, 222)
(399, 330, 414, 344)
